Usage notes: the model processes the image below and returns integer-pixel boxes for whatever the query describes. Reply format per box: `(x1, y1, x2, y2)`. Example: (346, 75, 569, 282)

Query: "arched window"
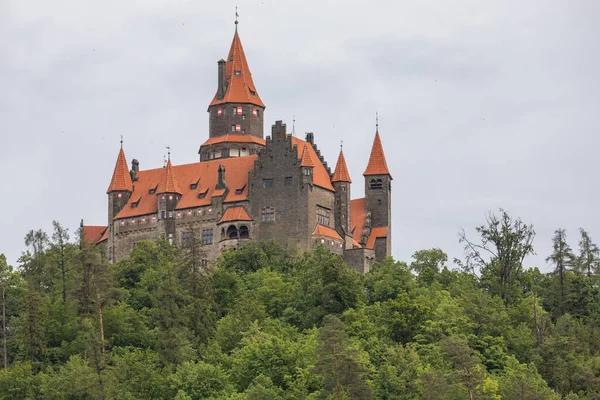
(239, 225, 249, 238)
(370, 178, 383, 189)
(227, 225, 238, 239)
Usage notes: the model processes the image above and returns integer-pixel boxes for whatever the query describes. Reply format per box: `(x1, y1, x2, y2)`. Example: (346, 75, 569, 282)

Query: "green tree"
(576, 228, 599, 277)
(498, 357, 559, 399)
(411, 248, 447, 287)
(546, 229, 575, 315)
(314, 315, 372, 400)
(457, 209, 535, 303)
(49, 221, 75, 304)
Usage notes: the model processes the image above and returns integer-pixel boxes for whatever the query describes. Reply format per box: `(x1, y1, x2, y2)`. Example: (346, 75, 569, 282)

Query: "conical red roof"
(157, 160, 183, 194)
(106, 148, 133, 193)
(300, 143, 315, 167)
(332, 150, 352, 183)
(209, 31, 265, 108)
(363, 131, 391, 176)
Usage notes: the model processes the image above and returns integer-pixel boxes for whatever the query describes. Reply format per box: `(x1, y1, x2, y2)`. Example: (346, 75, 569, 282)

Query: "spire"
(332, 149, 352, 183)
(106, 147, 133, 194)
(363, 130, 391, 176)
(157, 159, 183, 194)
(209, 28, 265, 108)
(300, 143, 315, 167)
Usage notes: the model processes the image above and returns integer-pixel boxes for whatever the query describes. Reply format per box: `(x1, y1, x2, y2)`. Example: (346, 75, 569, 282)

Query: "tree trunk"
(90, 271, 105, 353)
(2, 279, 6, 370)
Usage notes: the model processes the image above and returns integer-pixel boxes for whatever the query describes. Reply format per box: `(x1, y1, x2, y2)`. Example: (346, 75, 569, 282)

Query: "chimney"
(130, 159, 139, 181)
(216, 164, 227, 189)
(217, 59, 226, 99)
(305, 132, 314, 144)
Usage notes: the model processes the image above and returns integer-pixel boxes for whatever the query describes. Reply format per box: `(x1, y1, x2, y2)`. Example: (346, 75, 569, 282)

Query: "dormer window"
(235, 70, 241, 76)
(198, 189, 208, 199)
(132, 201, 139, 208)
(190, 183, 198, 190)
(229, 56, 233, 61)
(250, 90, 256, 96)
(149, 185, 157, 194)
(236, 188, 243, 195)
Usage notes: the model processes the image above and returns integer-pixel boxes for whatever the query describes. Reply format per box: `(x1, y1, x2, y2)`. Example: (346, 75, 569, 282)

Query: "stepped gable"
(291, 137, 334, 191)
(209, 31, 265, 107)
(331, 150, 351, 183)
(363, 130, 391, 176)
(115, 155, 257, 219)
(106, 148, 133, 193)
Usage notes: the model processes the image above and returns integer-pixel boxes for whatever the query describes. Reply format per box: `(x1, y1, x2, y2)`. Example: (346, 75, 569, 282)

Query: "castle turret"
(300, 143, 315, 187)
(332, 149, 352, 239)
(107, 146, 133, 262)
(363, 128, 392, 259)
(156, 158, 182, 244)
(206, 26, 265, 143)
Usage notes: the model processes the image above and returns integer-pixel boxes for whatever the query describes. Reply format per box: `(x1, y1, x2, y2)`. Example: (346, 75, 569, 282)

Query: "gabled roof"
(209, 31, 265, 108)
(218, 206, 252, 224)
(300, 143, 315, 167)
(363, 131, 391, 176)
(201, 134, 266, 147)
(82, 226, 107, 244)
(312, 224, 343, 241)
(115, 155, 257, 219)
(106, 148, 133, 193)
(332, 150, 351, 183)
(350, 198, 366, 244)
(366, 227, 388, 249)
(157, 160, 183, 195)
(291, 137, 334, 192)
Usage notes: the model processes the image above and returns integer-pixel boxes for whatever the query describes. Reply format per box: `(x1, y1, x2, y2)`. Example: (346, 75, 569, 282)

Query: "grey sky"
(1, 0, 599, 271)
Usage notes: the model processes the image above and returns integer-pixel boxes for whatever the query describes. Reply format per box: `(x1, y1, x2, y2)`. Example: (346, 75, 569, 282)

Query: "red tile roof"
(106, 148, 133, 193)
(291, 137, 334, 192)
(201, 134, 266, 147)
(352, 238, 362, 248)
(82, 226, 107, 244)
(300, 143, 315, 167)
(218, 206, 252, 224)
(363, 131, 391, 176)
(209, 31, 265, 108)
(115, 155, 257, 219)
(157, 160, 183, 194)
(350, 198, 366, 244)
(366, 227, 388, 249)
(312, 224, 343, 240)
(331, 150, 351, 183)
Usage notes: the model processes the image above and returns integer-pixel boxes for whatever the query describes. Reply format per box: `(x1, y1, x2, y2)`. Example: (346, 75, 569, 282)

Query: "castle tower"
(363, 128, 392, 259)
(206, 25, 265, 141)
(300, 143, 315, 187)
(106, 146, 133, 262)
(156, 158, 182, 244)
(332, 148, 352, 241)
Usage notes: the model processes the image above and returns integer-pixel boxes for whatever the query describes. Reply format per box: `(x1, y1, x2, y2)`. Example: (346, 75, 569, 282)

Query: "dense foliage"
(1, 211, 600, 399)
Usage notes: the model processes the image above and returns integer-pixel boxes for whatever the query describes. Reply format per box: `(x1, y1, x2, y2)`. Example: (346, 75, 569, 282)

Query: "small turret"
(332, 149, 352, 237)
(107, 145, 133, 262)
(300, 143, 315, 187)
(156, 158, 182, 243)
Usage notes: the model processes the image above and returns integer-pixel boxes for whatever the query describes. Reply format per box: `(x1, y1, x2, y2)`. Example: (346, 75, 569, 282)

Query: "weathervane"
(292, 114, 296, 136)
(235, 5, 239, 31)
(166, 146, 171, 161)
(120, 134, 123, 149)
(376, 111, 379, 131)
(340, 139, 343, 151)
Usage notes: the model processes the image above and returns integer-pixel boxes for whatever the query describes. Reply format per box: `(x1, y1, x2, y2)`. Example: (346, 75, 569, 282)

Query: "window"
(182, 231, 191, 245)
(217, 108, 222, 116)
(197, 208, 203, 216)
(250, 90, 256, 96)
(176, 212, 182, 219)
(202, 229, 213, 245)
(235, 188, 244, 195)
(190, 183, 198, 190)
(284, 176, 293, 186)
(229, 56, 233, 61)
(231, 125, 236, 132)
(242, 114, 246, 120)
(370, 178, 383, 189)
(168, 211, 173, 218)
(317, 206, 330, 226)
(118, 193, 122, 199)
(237, 106, 242, 114)
(256, 109, 260, 117)
(239, 226, 249, 238)
(235, 70, 241, 76)
(262, 207, 275, 222)
(199, 191, 207, 199)
(262, 178, 273, 188)
(187, 210, 193, 217)
(149, 188, 156, 194)
(141, 217, 146, 224)
(161, 211, 165, 219)
(378, 199, 383, 206)
(152, 215, 157, 222)
(303, 168, 312, 176)
(227, 225, 238, 239)
(132, 201, 139, 208)
(233, 107, 237, 115)
(252, 108, 257, 117)
(235, 124, 241, 132)
(169, 195, 173, 200)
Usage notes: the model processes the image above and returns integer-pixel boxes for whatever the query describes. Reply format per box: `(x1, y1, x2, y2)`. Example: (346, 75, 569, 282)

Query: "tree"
(457, 209, 535, 303)
(576, 229, 599, 278)
(22, 229, 50, 291)
(49, 221, 73, 304)
(314, 315, 372, 400)
(546, 229, 575, 316)
(498, 357, 559, 399)
(411, 248, 447, 287)
(441, 336, 486, 400)
(0, 255, 8, 370)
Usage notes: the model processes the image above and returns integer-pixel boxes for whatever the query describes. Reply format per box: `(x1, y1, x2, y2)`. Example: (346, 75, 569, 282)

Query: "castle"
(82, 25, 392, 273)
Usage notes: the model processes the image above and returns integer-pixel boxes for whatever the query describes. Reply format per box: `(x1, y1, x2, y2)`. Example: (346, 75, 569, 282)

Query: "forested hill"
(1, 210, 600, 399)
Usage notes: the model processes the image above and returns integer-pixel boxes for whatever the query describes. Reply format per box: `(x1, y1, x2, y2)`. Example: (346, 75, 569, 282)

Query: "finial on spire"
(235, 5, 239, 31)
(120, 134, 123, 149)
(376, 111, 379, 131)
(166, 146, 171, 161)
(340, 139, 343, 151)
(292, 114, 296, 136)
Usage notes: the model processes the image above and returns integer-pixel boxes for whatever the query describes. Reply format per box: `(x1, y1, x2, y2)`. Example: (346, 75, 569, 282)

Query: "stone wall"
(208, 103, 265, 140)
(343, 248, 375, 274)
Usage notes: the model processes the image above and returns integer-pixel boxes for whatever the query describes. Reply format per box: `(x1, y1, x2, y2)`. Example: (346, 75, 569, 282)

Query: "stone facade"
(86, 27, 393, 273)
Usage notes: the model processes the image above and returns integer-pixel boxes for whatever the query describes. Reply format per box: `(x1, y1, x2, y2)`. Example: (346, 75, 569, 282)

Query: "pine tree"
(314, 315, 372, 400)
(546, 229, 575, 315)
(576, 229, 599, 278)
(50, 221, 73, 304)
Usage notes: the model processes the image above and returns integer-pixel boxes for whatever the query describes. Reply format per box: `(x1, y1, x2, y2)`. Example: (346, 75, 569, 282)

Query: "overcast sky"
(1, 0, 599, 271)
